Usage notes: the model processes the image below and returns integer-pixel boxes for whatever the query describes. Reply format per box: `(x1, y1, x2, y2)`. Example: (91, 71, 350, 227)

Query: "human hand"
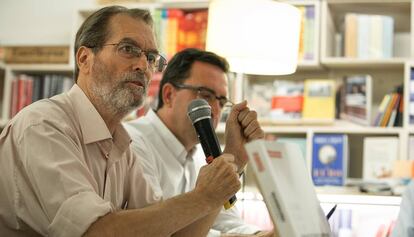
(223, 101, 264, 172)
(195, 153, 241, 207)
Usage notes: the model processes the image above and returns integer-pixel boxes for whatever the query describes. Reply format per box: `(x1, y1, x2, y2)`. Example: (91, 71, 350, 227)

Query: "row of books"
(340, 75, 403, 127)
(298, 5, 316, 61)
(247, 75, 403, 127)
(372, 86, 403, 127)
(10, 74, 73, 118)
(152, 6, 317, 62)
(312, 134, 404, 187)
(153, 9, 208, 59)
(344, 13, 394, 58)
(247, 79, 336, 122)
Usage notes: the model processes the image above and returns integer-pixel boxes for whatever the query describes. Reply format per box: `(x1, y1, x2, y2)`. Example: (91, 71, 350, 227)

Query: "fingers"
(212, 153, 237, 173)
(237, 108, 264, 140)
(227, 100, 248, 122)
(244, 124, 265, 141)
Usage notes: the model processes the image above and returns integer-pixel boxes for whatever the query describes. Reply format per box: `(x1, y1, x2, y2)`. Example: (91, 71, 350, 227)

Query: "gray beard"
(90, 60, 148, 118)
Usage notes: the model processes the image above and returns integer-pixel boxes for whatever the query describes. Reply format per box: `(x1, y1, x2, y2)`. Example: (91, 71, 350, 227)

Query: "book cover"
(311, 134, 348, 186)
(304, 5, 315, 60)
(270, 80, 304, 120)
(363, 137, 399, 181)
(245, 140, 331, 237)
(373, 93, 391, 126)
(340, 75, 372, 125)
(302, 79, 336, 120)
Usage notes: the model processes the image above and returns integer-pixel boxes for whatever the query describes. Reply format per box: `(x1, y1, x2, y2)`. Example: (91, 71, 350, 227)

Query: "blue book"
(311, 134, 348, 186)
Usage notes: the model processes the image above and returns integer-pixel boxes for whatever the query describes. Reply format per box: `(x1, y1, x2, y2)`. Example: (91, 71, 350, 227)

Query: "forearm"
(84, 190, 219, 237)
(173, 208, 221, 237)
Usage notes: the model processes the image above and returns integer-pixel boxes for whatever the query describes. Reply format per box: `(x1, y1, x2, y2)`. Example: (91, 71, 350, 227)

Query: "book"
(246, 82, 273, 119)
(302, 79, 336, 121)
(340, 75, 372, 125)
(269, 80, 304, 120)
(311, 134, 348, 186)
(363, 137, 399, 181)
(373, 93, 392, 126)
(344, 14, 358, 58)
(245, 140, 331, 237)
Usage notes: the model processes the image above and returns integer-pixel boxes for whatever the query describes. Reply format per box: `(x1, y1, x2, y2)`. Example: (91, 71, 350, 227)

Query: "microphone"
(187, 99, 237, 209)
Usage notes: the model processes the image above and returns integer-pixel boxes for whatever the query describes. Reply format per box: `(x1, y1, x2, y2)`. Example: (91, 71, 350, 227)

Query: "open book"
(245, 140, 331, 237)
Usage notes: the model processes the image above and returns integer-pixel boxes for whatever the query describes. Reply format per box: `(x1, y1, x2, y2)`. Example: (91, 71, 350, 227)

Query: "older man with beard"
(0, 6, 242, 237)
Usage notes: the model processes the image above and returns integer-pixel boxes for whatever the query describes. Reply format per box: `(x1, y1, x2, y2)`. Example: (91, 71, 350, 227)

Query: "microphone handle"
(194, 120, 237, 209)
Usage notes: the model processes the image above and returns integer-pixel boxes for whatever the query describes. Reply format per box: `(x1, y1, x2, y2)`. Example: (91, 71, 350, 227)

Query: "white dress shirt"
(392, 181, 414, 237)
(124, 109, 260, 237)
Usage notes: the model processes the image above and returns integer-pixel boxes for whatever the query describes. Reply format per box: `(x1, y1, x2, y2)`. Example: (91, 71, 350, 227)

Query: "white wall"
(0, 0, 94, 46)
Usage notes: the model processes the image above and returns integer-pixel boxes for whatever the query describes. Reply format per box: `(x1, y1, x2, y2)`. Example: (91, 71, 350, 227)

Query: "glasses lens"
(157, 56, 167, 72)
(220, 99, 232, 108)
(117, 43, 140, 58)
(198, 89, 217, 104)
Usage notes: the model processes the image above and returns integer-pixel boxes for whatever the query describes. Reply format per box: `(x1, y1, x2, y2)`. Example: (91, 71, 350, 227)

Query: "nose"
(132, 54, 149, 73)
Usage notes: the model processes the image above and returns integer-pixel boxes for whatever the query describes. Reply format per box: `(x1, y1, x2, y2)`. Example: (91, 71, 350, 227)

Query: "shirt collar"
(67, 84, 131, 152)
(146, 110, 192, 164)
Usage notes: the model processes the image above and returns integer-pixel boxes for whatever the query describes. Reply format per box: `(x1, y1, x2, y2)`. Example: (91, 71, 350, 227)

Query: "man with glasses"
(124, 48, 273, 237)
(0, 6, 242, 237)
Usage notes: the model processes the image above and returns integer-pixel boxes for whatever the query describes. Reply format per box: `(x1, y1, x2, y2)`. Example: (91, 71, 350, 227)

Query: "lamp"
(206, 0, 301, 75)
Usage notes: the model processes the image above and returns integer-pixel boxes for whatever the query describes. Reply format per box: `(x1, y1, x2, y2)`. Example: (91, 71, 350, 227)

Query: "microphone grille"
(187, 99, 211, 123)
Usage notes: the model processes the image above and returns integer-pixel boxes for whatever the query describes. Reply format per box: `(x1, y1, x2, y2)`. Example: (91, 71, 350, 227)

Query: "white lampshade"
(206, 0, 301, 75)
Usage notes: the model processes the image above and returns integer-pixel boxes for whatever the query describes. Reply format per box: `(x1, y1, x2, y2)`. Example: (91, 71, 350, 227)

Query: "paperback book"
(245, 140, 331, 237)
(311, 134, 348, 186)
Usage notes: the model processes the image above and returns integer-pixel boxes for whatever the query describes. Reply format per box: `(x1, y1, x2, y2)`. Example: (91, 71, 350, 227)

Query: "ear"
(76, 46, 94, 76)
(161, 83, 176, 108)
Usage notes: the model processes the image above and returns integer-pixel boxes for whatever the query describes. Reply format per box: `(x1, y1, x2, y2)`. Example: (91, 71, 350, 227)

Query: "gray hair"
(74, 5, 153, 82)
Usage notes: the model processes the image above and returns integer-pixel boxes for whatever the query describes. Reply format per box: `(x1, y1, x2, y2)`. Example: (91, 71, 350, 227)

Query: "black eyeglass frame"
(94, 42, 168, 73)
(170, 82, 233, 108)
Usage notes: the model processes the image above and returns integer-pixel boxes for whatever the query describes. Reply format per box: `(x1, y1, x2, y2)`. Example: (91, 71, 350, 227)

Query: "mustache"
(122, 72, 148, 89)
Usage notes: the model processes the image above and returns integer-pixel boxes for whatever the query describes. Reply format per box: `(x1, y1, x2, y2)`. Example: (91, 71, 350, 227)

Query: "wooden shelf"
(78, 0, 208, 19)
(317, 192, 401, 206)
(161, 0, 209, 9)
(239, 187, 402, 206)
(321, 57, 407, 69)
(216, 120, 403, 134)
(6, 64, 73, 72)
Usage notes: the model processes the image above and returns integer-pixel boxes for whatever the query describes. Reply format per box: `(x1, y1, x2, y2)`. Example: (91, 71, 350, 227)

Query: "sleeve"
(391, 181, 414, 237)
(16, 122, 113, 237)
(210, 206, 261, 235)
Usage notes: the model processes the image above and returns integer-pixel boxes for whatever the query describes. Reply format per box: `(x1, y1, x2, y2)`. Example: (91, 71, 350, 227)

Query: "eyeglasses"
(171, 82, 233, 108)
(100, 42, 167, 73)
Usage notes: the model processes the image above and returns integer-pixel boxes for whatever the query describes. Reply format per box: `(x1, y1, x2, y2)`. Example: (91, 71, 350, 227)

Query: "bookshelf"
(227, 1, 411, 234)
(0, 0, 412, 234)
(0, 64, 73, 123)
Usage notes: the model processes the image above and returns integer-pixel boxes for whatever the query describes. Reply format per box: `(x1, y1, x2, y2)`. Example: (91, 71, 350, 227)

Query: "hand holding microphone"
(187, 99, 239, 209)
